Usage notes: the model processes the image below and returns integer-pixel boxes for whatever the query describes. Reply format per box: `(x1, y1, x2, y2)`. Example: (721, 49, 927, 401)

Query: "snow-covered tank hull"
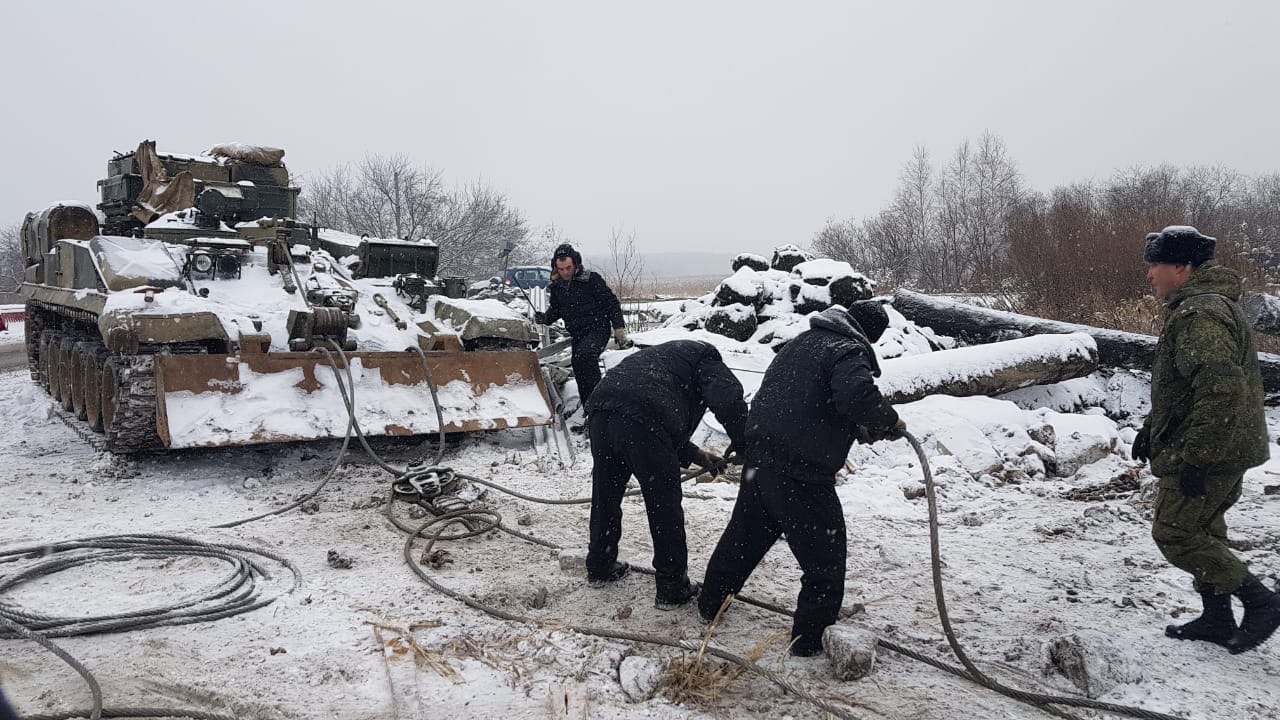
(21, 204, 552, 452)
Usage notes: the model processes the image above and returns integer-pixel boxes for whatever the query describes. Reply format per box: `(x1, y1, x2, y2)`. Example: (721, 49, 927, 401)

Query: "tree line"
(297, 153, 553, 280)
(813, 132, 1280, 328)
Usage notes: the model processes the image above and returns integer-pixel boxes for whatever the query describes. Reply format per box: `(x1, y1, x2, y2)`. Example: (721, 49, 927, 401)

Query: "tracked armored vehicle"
(20, 143, 551, 453)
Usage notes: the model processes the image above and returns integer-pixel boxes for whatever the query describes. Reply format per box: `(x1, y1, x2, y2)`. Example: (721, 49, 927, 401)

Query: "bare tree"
(0, 224, 22, 291)
(604, 227, 647, 331)
(814, 146, 933, 286)
(965, 132, 1025, 289)
(298, 153, 534, 280)
(604, 227, 645, 298)
(298, 154, 444, 239)
(430, 182, 528, 279)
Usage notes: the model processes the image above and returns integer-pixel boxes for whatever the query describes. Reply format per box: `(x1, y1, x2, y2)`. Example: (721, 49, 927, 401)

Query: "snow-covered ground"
(3, 348, 1279, 719)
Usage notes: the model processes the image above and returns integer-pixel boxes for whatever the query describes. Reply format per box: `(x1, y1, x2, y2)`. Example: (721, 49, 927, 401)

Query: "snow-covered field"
(3, 343, 1279, 719)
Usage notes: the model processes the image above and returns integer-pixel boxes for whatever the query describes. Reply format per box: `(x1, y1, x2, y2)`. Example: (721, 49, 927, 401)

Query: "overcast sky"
(3, 1, 1278, 258)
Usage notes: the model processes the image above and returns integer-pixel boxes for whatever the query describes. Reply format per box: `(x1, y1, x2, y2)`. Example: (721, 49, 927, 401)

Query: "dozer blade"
(153, 350, 553, 449)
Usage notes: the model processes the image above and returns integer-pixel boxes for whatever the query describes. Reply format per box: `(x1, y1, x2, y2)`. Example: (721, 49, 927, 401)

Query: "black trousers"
(571, 325, 610, 409)
(586, 410, 689, 592)
(699, 466, 847, 651)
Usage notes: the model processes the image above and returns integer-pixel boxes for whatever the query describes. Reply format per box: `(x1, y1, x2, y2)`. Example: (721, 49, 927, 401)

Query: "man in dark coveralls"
(1132, 225, 1280, 654)
(534, 243, 627, 411)
(585, 339, 748, 609)
(699, 301, 904, 656)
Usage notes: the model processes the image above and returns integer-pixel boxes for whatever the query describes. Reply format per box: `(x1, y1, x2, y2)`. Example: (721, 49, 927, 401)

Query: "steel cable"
(0, 535, 295, 720)
(0, 534, 300, 638)
(308, 345, 1182, 720)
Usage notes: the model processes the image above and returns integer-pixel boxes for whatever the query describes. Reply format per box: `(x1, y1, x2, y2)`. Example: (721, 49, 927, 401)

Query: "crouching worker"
(585, 339, 748, 609)
(699, 301, 904, 656)
(1133, 225, 1279, 654)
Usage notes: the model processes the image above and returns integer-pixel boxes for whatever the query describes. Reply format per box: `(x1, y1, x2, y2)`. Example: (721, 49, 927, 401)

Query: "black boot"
(655, 577, 700, 610)
(587, 561, 630, 587)
(1226, 576, 1280, 654)
(1165, 590, 1236, 647)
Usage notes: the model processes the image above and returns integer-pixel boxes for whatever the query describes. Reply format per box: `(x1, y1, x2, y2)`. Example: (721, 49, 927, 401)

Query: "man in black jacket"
(586, 339, 748, 608)
(699, 302, 904, 655)
(534, 244, 626, 410)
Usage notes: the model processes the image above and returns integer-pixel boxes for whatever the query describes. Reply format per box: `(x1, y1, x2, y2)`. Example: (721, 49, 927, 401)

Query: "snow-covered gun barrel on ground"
(893, 289, 1280, 393)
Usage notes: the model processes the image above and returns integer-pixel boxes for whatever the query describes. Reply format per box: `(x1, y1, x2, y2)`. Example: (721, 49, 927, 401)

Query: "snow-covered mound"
(647, 245, 948, 359)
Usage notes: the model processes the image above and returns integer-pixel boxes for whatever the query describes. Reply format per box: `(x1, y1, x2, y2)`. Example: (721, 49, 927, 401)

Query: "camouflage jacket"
(1146, 264, 1270, 477)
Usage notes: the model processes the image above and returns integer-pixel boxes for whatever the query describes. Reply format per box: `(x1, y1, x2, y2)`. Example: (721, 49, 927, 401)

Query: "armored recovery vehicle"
(20, 142, 551, 453)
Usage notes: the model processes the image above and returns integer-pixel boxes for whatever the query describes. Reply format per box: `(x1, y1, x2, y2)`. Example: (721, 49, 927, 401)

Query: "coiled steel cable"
(0, 534, 296, 720)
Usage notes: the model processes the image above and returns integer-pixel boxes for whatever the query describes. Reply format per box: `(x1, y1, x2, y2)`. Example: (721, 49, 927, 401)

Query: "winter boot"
(587, 561, 630, 588)
(789, 633, 824, 657)
(1225, 576, 1280, 654)
(1164, 590, 1236, 647)
(655, 578, 700, 610)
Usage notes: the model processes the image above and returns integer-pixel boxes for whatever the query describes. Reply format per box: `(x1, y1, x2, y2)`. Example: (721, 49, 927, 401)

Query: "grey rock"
(823, 626, 878, 681)
(618, 655, 663, 702)
(1042, 631, 1144, 699)
(771, 244, 813, 272)
(704, 304, 758, 342)
(732, 253, 769, 272)
(828, 274, 874, 307)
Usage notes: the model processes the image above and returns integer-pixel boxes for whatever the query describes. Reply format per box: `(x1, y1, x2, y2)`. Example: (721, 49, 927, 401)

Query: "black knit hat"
(847, 299, 890, 343)
(551, 243, 582, 271)
(1143, 226, 1215, 266)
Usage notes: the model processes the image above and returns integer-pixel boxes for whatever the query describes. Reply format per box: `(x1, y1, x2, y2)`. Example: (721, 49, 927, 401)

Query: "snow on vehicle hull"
(154, 350, 553, 448)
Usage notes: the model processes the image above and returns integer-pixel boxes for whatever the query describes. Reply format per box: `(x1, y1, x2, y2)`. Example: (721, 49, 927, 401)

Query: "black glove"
(1131, 427, 1151, 464)
(724, 446, 743, 466)
(889, 419, 907, 439)
(858, 419, 905, 444)
(533, 311, 547, 325)
(1179, 464, 1208, 498)
(691, 448, 724, 477)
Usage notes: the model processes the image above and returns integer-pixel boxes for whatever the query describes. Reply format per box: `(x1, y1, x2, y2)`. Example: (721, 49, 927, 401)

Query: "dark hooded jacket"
(744, 307, 899, 481)
(544, 267, 625, 339)
(587, 340, 748, 465)
(1146, 263, 1270, 477)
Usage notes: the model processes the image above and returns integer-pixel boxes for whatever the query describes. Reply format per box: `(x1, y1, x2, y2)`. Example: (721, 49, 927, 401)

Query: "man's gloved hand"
(691, 448, 724, 477)
(724, 445, 743, 466)
(613, 327, 629, 347)
(1179, 463, 1208, 498)
(1131, 427, 1151, 463)
(533, 311, 547, 325)
(890, 419, 907, 439)
(859, 419, 906, 444)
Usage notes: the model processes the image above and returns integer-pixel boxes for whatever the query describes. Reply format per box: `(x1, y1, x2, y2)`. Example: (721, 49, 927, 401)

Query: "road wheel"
(59, 338, 77, 412)
(84, 351, 108, 433)
(101, 359, 122, 440)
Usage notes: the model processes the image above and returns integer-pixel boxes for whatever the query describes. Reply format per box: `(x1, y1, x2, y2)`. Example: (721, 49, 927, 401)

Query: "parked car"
(469, 266, 552, 296)
(497, 266, 552, 289)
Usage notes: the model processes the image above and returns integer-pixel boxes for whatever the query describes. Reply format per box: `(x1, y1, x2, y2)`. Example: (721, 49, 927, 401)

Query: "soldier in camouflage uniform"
(1132, 226, 1280, 654)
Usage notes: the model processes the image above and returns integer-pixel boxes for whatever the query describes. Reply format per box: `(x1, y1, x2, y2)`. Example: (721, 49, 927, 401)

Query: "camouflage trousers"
(1152, 470, 1250, 595)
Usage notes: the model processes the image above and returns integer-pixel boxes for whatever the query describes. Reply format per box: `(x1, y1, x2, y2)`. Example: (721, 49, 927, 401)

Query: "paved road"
(0, 343, 24, 371)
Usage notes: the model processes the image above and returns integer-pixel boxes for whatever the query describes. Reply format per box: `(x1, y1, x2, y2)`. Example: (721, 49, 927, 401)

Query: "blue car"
(494, 266, 552, 290)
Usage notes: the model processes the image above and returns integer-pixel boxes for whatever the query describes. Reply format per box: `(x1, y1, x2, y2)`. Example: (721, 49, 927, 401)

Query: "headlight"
(191, 252, 214, 274)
